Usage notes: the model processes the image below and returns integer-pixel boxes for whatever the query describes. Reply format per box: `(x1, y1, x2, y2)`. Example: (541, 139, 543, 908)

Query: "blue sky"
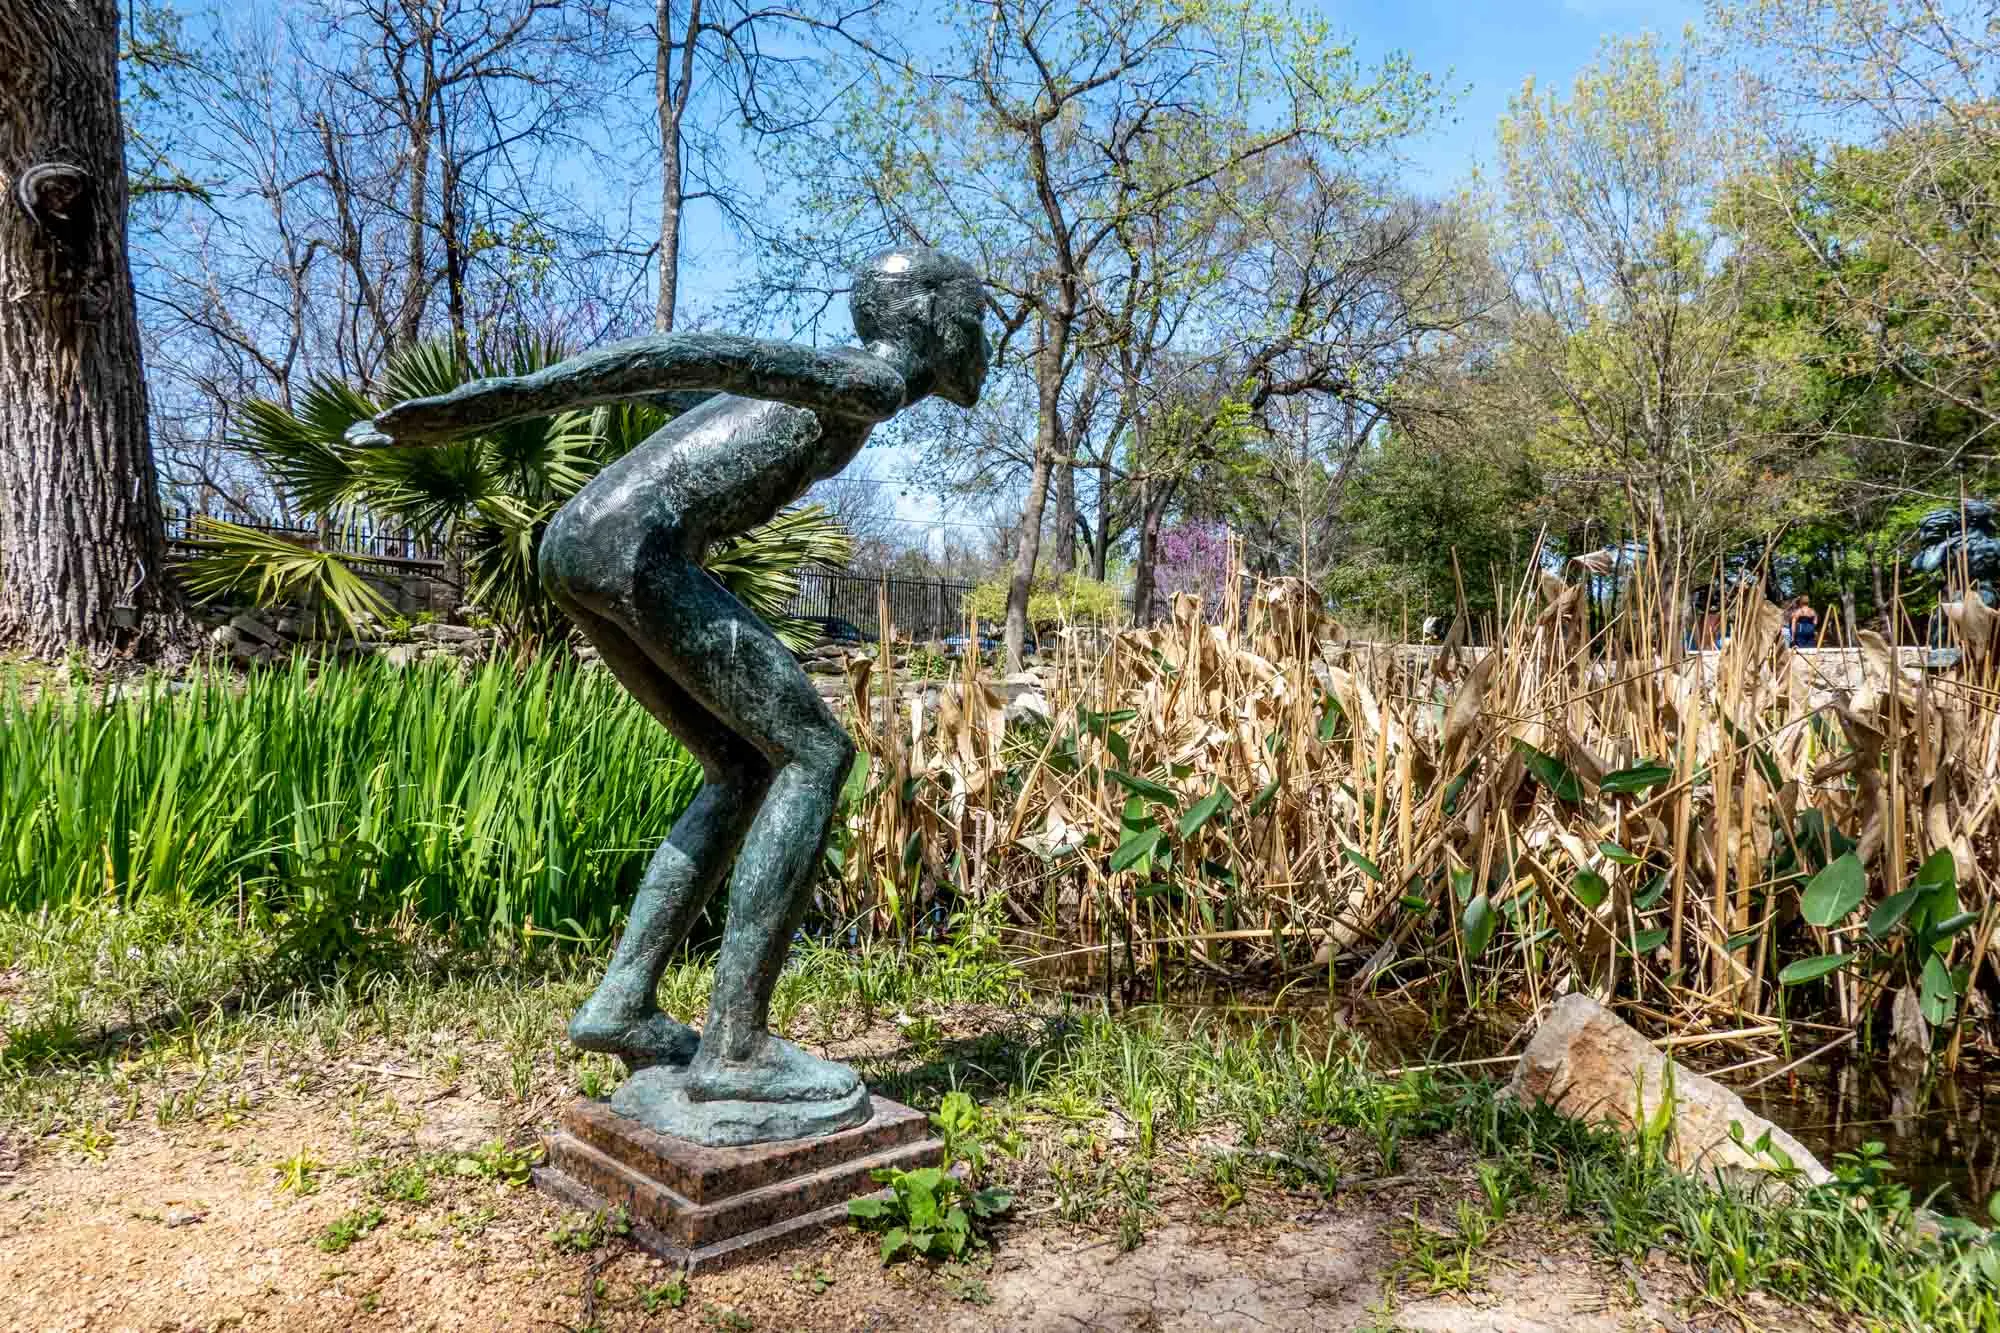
(1338, 0, 1701, 188)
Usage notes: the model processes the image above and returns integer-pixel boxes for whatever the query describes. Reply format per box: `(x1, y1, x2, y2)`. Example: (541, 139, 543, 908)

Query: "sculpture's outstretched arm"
(345, 333, 906, 447)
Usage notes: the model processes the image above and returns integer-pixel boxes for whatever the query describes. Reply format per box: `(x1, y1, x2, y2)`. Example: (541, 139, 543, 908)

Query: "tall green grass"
(0, 658, 700, 941)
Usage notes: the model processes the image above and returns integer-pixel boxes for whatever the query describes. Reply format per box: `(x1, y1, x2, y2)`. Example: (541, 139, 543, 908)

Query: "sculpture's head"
(851, 246, 989, 409)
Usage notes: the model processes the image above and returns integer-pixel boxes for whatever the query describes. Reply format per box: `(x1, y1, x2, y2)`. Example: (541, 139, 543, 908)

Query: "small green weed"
(1391, 1205, 1485, 1294)
(548, 1205, 630, 1253)
(930, 1090, 1018, 1183)
(317, 1205, 386, 1253)
(848, 1164, 1012, 1263)
(455, 1139, 541, 1186)
(375, 1159, 434, 1205)
(272, 1148, 322, 1195)
(940, 1260, 993, 1305)
(59, 1122, 114, 1160)
(641, 1276, 690, 1312)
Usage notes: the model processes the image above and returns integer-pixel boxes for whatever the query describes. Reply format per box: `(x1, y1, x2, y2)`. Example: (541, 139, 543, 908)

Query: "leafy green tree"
(774, 0, 1440, 665)
(1496, 35, 1783, 575)
(1712, 0, 2000, 451)
(966, 571, 1123, 632)
(1328, 425, 1542, 629)
(1720, 133, 2000, 627)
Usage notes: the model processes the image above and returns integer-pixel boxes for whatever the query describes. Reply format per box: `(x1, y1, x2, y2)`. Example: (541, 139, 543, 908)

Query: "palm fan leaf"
(359, 439, 495, 539)
(236, 378, 377, 514)
(382, 339, 470, 403)
(175, 518, 392, 640)
(460, 495, 566, 644)
(706, 504, 855, 650)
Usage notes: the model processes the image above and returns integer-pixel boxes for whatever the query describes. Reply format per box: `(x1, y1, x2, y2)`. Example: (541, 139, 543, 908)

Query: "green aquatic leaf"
(1778, 953, 1851, 985)
(1801, 853, 1866, 927)
(1462, 893, 1496, 958)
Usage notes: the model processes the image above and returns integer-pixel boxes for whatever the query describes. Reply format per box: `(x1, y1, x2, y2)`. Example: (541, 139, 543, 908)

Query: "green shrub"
(965, 572, 1123, 629)
(847, 1163, 1012, 1262)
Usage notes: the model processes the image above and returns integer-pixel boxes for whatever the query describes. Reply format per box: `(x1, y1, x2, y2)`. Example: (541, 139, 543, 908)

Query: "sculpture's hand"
(342, 389, 489, 448)
(343, 418, 395, 449)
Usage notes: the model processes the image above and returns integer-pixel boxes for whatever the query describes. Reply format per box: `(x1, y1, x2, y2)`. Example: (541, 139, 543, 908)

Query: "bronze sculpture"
(347, 248, 988, 1144)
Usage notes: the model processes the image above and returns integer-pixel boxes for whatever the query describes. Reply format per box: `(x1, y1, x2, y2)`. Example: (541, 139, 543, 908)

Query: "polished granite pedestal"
(533, 1095, 939, 1271)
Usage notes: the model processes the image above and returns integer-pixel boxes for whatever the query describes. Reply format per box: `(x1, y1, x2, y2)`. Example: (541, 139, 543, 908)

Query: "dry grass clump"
(832, 558, 2000, 1061)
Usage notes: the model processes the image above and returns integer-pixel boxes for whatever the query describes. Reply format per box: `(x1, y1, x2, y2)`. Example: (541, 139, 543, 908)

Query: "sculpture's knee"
(795, 723, 856, 794)
(698, 752, 774, 813)
(540, 499, 646, 615)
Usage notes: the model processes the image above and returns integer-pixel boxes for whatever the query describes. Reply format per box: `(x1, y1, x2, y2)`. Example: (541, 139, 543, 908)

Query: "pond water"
(1736, 1059, 2000, 1218)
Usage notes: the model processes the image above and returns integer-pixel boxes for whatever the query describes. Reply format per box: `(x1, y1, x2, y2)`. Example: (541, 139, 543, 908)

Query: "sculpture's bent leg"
(622, 553, 862, 1106)
(568, 610, 774, 1066)
(544, 545, 773, 1069)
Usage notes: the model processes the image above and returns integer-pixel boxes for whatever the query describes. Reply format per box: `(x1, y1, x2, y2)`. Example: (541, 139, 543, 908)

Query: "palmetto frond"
(176, 518, 392, 639)
(707, 504, 855, 650)
(382, 339, 470, 403)
(359, 439, 495, 540)
(461, 494, 566, 641)
(237, 378, 378, 514)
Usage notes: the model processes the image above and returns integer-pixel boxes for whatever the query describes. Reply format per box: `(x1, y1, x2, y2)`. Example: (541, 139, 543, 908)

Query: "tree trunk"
(1130, 480, 1171, 627)
(1051, 453, 1076, 574)
(438, 117, 469, 361)
(0, 0, 187, 660)
(397, 48, 434, 353)
(655, 0, 700, 333)
(1870, 554, 1889, 637)
(1090, 456, 1111, 580)
(1004, 314, 1065, 669)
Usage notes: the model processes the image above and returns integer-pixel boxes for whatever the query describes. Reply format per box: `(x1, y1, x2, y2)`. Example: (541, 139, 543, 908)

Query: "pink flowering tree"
(1153, 520, 1231, 618)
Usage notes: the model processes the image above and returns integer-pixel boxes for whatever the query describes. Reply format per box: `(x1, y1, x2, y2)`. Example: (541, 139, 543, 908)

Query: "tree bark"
(655, 0, 700, 333)
(1129, 479, 1172, 627)
(1090, 456, 1111, 580)
(0, 0, 188, 660)
(395, 31, 435, 353)
(1004, 313, 1065, 668)
(1050, 453, 1076, 574)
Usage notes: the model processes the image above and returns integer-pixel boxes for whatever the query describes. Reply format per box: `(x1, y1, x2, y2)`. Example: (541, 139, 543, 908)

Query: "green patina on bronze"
(347, 248, 989, 1145)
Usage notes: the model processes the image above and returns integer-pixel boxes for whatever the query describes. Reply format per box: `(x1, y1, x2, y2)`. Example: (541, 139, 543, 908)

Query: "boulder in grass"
(1506, 994, 1830, 1188)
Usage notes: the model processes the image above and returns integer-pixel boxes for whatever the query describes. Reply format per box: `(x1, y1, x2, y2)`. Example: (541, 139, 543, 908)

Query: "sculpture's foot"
(568, 1003, 699, 1070)
(608, 1057, 873, 1147)
(685, 1035, 860, 1104)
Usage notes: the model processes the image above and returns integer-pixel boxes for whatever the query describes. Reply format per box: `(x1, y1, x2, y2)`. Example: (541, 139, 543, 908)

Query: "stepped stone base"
(533, 1095, 939, 1272)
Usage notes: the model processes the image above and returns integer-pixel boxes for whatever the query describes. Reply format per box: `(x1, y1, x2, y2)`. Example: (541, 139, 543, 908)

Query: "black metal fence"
(784, 565, 978, 640)
(163, 514, 445, 564)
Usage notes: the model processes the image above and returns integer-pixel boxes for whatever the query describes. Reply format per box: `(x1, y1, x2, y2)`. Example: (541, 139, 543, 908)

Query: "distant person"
(1785, 596, 1819, 648)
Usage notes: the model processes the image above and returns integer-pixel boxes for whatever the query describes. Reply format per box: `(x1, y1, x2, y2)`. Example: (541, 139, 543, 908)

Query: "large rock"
(1507, 994, 1830, 1188)
(417, 622, 484, 644)
(229, 612, 281, 646)
(1004, 690, 1051, 725)
(997, 670, 1044, 706)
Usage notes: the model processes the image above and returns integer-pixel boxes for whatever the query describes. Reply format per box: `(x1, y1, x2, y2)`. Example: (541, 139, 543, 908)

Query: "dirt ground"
(0, 1073, 1827, 1333)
